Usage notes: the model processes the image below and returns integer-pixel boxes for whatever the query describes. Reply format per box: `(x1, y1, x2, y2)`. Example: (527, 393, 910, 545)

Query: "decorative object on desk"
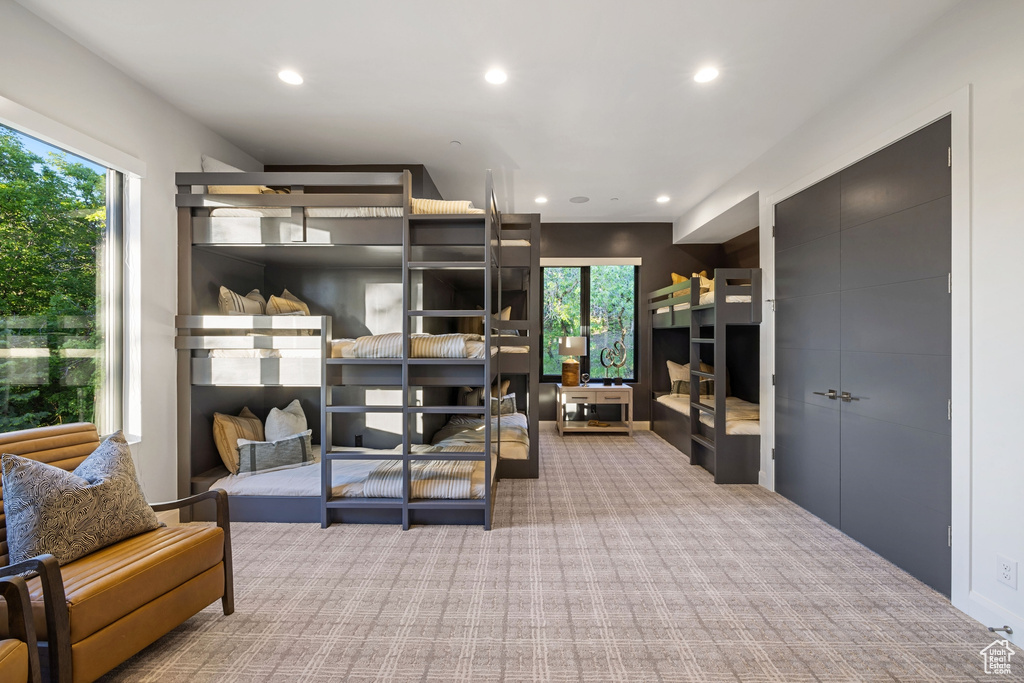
(559, 336, 587, 386)
(600, 340, 627, 385)
(581, 372, 590, 387)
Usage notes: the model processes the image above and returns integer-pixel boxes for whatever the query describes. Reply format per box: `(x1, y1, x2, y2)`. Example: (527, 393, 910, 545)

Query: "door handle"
(812, 389, 838, 400)
(840, 391, 860, 402)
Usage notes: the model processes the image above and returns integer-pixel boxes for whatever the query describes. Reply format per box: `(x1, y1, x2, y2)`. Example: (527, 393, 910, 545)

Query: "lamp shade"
(558, 336, 587, 357)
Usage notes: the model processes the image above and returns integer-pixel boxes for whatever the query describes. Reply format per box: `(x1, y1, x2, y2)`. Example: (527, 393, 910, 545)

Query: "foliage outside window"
(0, 126, 113, 431)
(542, 265, 637, 381)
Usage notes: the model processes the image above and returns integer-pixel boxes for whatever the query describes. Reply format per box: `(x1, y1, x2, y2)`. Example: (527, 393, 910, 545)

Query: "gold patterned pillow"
(212, 407, 265, 474)
(1, 431, 161, 566)
(266, 289, 310, 316)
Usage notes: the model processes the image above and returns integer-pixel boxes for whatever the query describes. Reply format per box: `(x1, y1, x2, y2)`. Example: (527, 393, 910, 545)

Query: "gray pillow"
(1, 431, 161, 566)
(236, 430, 314, 474)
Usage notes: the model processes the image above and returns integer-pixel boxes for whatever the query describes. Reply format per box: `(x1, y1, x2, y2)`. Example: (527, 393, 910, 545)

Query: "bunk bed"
(175, 168, 540, 529)
(646, 268, 762, 484)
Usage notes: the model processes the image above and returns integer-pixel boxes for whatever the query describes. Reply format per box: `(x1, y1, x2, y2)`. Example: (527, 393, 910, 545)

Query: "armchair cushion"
(0, 639, 28, 683)
(1, 431, 160, 566)
(0, 525, 224, 643)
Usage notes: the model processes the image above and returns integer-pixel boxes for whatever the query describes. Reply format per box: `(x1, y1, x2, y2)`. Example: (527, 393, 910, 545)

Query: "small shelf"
(559, 421, 631, 433)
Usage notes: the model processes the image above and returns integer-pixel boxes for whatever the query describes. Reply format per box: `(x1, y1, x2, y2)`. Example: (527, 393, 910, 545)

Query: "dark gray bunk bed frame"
(176, 168, 539, 527)
(647, 268, 762, 484)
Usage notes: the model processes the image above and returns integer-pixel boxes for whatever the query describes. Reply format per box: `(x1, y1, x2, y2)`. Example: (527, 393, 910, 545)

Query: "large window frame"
(0, 99, 142, 436)
(541, 260, 640, 384)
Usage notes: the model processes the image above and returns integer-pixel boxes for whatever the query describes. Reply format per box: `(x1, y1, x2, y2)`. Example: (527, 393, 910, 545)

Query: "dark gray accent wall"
(537, 222, 721, 422)
(720, 227, 760, 269)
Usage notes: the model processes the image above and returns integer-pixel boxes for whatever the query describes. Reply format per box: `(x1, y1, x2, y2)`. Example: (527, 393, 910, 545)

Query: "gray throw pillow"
(236, 430, 314, 474)
(1, 431, 161, 566)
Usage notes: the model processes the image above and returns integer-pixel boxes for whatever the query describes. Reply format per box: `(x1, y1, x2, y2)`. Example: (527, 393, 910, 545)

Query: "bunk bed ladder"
(688, 303, 725, 473)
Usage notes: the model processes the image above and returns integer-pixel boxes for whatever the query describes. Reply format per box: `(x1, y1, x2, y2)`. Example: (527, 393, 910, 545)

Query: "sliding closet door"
(774, 117, 952, 596)
(774, 175, 842, 527)
(838, 118, 952, 595)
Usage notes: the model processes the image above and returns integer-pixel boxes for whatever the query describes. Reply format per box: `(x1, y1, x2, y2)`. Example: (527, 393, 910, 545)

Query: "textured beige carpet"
(106, 425, 996, 682)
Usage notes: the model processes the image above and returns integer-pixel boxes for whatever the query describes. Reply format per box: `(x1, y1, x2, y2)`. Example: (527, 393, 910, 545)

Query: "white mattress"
(656, 393, 760, 435)
(210, 448, 495, 499)
(656, 291, 752, 313)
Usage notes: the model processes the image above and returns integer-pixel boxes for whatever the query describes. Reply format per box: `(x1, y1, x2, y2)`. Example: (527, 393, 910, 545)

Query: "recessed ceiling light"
(535, 196, 548, 204)
(657, 195, 671, 203)
(485, 68, 508, 84)
(694, 67, 719, 83)
(278, 70, 303, 85)
(569, 196, 590, 204)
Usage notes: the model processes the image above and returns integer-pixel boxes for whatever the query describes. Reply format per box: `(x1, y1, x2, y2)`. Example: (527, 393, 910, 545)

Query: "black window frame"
(540, 264, 640, 384)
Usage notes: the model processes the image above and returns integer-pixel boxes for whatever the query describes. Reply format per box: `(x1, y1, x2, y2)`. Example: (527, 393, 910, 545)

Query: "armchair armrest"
(0, 555, 71, 683)
(0, 575, 42, 683)
(150, 489, 234, 616)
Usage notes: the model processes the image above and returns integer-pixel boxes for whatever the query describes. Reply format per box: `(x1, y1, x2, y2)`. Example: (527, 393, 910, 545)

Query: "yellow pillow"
(212, 407, 265, 474)
(266, 289, 311, 316)
(670, 272, 687, 285)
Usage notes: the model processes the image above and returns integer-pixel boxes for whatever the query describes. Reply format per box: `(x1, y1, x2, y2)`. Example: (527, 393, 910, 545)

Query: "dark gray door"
(775, 117, 952, 596)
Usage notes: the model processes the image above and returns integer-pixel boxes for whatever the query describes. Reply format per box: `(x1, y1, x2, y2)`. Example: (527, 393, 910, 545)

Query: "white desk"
(556, 383, 633, 436)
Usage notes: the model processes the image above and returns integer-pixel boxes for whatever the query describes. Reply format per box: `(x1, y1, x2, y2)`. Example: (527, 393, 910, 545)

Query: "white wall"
(675, 0, 1024, 639)
(0, 1, 260, 501)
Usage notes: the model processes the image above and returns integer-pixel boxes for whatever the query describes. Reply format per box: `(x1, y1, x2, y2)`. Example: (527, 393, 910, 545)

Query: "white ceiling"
(19, 0, 959, 225)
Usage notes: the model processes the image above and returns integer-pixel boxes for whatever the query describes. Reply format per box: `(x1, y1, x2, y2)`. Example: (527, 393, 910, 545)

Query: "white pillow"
(667, 360, 687, 384)
(265, 398, 307, 442)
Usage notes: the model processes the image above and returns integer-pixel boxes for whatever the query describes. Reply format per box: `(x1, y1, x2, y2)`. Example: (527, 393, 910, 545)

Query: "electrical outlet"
(997, 554, 1017, 590)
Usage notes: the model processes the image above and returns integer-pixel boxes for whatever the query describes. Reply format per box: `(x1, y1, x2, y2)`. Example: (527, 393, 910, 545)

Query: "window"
(0, 125, 123, 432)
(542, 264, 638, 382)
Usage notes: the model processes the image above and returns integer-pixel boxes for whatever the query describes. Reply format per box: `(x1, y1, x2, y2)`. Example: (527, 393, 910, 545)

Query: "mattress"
(210, 446, 495, 499)
(209, 207, 403, 218)
(431, 412, 530, 460)
(656, 393, 760, 435)
(207, 348, 320, 359)
(655, 291, 752, 313)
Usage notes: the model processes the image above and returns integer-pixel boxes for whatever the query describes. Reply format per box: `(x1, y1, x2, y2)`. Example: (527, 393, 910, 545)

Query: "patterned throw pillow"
(490, 393, 517, 416)
(1, 431, 161, 566)
(213, 407, 265, 474)
(218, 286, 266, 315)
(235, 430, 314, 475)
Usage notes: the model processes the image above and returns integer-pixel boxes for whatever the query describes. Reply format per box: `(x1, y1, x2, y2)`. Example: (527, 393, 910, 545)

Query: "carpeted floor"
(106, 425, 997, 682)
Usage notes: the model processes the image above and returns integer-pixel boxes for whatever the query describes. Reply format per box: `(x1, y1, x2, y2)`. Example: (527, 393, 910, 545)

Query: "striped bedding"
(345, 332, 486, 359)
(431, 412, 531, 460)
(364, 457, 474, 499)
(209, 445, 494, 499)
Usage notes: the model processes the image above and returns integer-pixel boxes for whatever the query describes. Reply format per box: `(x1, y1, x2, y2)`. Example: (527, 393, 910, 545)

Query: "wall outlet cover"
(997, 554, 1018, 590)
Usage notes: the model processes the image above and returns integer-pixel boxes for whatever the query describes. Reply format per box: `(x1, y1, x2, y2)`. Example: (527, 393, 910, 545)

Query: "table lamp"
(559, 336, 587, 386)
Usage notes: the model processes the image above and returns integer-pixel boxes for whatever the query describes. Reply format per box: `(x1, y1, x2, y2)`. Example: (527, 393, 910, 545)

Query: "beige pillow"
(213, 407, 265, 474)
(669, 361, 714, 395)
(219, 286, 266, 315)
(692, 271, 714, 293)
(460, 379, 510, 407)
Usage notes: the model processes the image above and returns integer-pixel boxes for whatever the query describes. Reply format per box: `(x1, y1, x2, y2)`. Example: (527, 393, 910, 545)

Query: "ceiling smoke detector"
(569, 196, 590, 204)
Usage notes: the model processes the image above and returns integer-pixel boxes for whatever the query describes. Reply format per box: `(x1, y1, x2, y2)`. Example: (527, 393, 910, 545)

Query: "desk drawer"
(564, 392, 595, 402)
(594, 390, 629, 403)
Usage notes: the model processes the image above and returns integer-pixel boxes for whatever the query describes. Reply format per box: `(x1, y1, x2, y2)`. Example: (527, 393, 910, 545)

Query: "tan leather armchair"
(0, 423, 233, 683)
(0, 576, 41, 683)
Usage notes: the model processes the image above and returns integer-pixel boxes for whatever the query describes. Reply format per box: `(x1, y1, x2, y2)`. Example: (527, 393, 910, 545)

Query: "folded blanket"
(363, 457, 474, 499)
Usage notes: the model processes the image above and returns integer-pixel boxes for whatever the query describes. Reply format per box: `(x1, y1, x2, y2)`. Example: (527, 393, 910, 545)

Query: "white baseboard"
(968, 590, 1021, 645)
